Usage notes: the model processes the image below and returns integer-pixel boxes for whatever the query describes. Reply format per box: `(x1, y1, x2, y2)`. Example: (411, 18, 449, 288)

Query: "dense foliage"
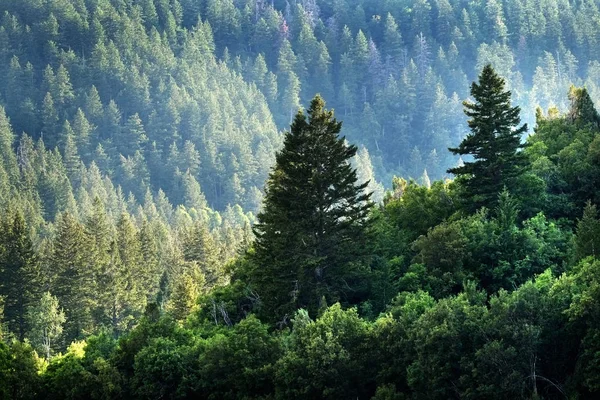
(1, 0, 600, 399)
(0, 69, 599, 399)
(251, 95, 373, 321)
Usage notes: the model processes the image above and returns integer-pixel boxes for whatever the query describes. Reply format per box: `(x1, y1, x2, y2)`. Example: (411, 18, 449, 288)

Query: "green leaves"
(27, 292, 65, 360)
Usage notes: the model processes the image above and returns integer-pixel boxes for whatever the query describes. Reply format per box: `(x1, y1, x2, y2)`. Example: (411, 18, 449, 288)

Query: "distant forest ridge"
(0, 0, 598, 217)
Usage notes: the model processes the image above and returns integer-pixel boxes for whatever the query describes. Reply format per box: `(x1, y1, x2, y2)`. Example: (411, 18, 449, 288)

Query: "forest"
(1, 0, 600, 399)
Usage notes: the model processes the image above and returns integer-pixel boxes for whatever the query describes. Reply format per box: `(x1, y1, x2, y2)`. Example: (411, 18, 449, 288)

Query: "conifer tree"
(0, 209, 39, 340)
(138, 219, 161, 293)
(448, 64, 528, 211)
(383, 13, 404, 61)
(84, 197, 113, 324)
(62, 123, 81, 181)
(52, 65, 75, 108)
(576, 201, 600, 260)
(83, 86, 104, 125)
(50, 212, 93, 342)
(41, 93, 59, 147)
(568, 86, 600, 128)
(251, 95, 373, 321)
(166, 272, 203, 321)
(71, 108, 94, 161)
(0, 107, 18, 182)
(182, 222, 222, 288)
(112, 213, 148, 334)
(120, 113, 148, 157)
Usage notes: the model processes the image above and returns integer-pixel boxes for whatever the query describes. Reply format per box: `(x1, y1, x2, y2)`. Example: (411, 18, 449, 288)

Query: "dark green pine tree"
(448, 64, 528, 211)
(0, 209, 39, 340)
(251, 95, 373, 322)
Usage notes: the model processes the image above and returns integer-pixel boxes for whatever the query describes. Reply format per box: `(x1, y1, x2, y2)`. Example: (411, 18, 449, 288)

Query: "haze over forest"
(1, 1, 600, 399)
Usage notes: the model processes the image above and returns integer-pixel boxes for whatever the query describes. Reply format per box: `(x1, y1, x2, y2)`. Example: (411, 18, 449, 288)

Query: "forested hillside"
(2, 0, 600, 399)
(0, 0, 599, 207)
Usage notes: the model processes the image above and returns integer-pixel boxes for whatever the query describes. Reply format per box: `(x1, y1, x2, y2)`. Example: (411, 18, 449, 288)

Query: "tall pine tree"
(250, 95, 372, 322)
(0, 209, 39, 340)
(448, 64, 528, 211)
(50, 212, 93, 343)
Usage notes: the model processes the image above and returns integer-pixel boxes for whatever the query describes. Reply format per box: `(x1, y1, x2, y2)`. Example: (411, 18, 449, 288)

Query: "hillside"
(2, 1, 600, 399)
(0, 0, 599, 215)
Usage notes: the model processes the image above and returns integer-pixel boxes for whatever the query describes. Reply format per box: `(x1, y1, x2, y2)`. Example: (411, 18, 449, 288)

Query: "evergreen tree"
(83, 86, 103, 126)
(251, 95, 373, 321)
(166, 272, 203, 321)
(576, 201, 600, 260)
(41, 93, 59, 147)
(383, 13, 404, 62)
(448, 64, 528, 211)
(52, 65, 75, 108)
(71, 108, 94, 161)
(120, 113, 148, 157)
(84, 197, 113, 324)
(0, 107, 18, 185)
(0, 209, 39, 340)
(182, 222, 222, 288)
(50, 212, 93, 343)
(62, 123, 81, 181)
(568, 86, 600, 128)
(111, 213, 147, 335)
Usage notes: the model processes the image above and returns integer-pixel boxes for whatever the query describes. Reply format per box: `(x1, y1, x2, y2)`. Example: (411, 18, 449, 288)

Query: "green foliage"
(0, 340, 43, 400)
(274, 304, 370, 399)
(448, 65, 528, 211)
(195, 315, 281, 399)
(0, 2, 598, 399)
(26, 292, 65, 360)
(527, 94, 600, 218)
(382, 178, 458, 243)
(569, 86, 600, 129)
(251, 95, 373, 321)
(166, 273, 202, 322)
(0, 208, 39, 340)
(575, 202, 600, 260)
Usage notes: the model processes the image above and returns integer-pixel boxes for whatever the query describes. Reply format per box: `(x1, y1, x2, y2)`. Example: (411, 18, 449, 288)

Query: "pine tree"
(120, 113, 148, 157)
(181, 140, 200, 176)
(84, 197, 113, 325)
(113, 213, 147, 334)
(182, 222, 222, 288)
(50, 212, 93, 343)
(103, 100, 122, 143)
(0, 209, 39, 340)
(448, 64, 528, 211)
(251, 95, 373, 321)
(71, 108, 94, 161)
(62, 122, 82, 181)
(41, 93, 59, 147)
(383, 13, 404, 61)
(138, 219, 160, 296)
(575, 201, 600, 260)
(166, 272, 203, 321)
(53, 65, 75, 108)
(83, 86, 104, 126)
(0, 107, 18, 182)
